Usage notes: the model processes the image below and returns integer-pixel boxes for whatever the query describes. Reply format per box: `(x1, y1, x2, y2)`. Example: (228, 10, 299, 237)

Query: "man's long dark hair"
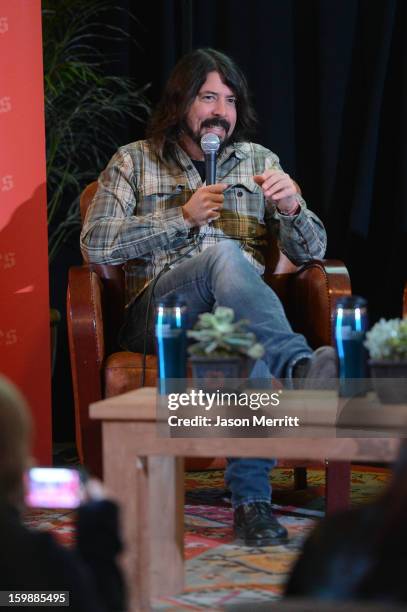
(146, 48, 257, 160)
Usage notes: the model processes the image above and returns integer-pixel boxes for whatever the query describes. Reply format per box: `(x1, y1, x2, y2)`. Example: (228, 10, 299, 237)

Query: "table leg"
(103, 424, 148, 610)
(102, 424, 184, 611)
(148, 456, 184, 598)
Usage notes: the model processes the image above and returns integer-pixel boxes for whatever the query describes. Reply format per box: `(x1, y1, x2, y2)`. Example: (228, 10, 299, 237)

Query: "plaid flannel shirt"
(81, 140, 327, 306)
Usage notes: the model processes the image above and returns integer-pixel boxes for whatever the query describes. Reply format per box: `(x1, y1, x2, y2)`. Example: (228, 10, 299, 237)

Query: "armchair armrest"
(268, 259, 351, 349)
(67, 265, 105, 475)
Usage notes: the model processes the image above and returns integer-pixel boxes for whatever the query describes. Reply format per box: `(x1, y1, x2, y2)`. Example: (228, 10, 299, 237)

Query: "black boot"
(234, 502, 288, 546)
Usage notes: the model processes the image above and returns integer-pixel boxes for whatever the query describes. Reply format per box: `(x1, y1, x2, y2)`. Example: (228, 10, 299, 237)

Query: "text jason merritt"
(168, 415, 300, 427)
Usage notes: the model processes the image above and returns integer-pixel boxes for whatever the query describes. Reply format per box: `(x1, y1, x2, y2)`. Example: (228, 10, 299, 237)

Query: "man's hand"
(253, 169, 299, 214)
(182, 184, 228, 228)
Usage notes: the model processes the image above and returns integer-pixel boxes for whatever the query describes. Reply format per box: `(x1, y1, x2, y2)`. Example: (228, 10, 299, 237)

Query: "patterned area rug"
(23, 465, 390, 611)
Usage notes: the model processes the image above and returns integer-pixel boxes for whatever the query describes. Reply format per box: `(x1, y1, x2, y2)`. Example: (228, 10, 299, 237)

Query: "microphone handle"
(204, 152, 216, 185)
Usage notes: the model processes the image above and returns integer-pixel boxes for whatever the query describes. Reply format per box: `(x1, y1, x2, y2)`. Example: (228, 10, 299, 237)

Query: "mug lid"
(157, 294, 187, 308)
(336, 295, 367, 309)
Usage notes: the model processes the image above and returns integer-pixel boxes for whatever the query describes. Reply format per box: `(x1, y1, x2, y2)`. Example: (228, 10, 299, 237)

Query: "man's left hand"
(253, 169, 298, 214)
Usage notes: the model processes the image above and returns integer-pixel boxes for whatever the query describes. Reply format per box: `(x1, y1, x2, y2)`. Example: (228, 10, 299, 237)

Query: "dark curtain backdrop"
(119, 0, 407, 323)
(51, 0, 407, 441)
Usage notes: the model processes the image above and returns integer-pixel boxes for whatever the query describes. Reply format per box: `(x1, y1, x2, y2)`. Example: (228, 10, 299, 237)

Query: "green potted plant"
(43, 0, 149, 373)
(364, 318, 407, 403)
(187, 307, 265, 385)
(43, 0, 150, 263)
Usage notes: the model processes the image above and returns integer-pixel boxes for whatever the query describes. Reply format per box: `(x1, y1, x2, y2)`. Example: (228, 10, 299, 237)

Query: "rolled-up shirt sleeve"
(274, 199, 327, 264)
(80, 148, 190, 265)
(263, 153, 327, 264)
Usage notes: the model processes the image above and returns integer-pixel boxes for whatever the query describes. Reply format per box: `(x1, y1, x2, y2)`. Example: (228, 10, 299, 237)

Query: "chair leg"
(325, 460, 351, 514)
(293, 466, 308, 490)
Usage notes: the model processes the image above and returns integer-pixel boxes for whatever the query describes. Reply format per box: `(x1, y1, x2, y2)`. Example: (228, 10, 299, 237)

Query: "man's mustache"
(201, 118, 230, 132)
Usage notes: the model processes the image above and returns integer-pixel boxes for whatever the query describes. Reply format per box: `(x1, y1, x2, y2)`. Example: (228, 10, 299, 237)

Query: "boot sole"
(234, 533, 288, 547)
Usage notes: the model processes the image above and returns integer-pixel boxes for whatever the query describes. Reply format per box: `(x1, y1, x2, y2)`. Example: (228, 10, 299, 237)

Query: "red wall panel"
(0, 1, 51, 463)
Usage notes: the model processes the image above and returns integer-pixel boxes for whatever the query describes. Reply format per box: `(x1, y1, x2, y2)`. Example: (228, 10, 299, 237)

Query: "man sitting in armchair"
(80, 47, 337, 547)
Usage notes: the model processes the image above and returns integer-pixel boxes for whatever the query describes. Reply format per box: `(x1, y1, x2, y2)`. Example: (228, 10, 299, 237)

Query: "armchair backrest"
(80, 182, 125, 352)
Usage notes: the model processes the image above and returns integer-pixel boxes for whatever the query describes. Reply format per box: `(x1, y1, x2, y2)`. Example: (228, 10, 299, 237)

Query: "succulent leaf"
(187, 307, 264, 358)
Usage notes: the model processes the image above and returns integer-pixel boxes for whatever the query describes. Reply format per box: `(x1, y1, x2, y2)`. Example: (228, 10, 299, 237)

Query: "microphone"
(200, 133, 220, 185)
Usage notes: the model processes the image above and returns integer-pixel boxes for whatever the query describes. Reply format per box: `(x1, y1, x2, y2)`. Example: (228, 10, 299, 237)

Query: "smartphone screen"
(26, 467, 82, 509)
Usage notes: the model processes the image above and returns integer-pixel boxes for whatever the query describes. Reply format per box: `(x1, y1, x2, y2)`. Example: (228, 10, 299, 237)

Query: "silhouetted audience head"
(0, 374, 126, 611)
(0, 375, 32, 507)
(286, 440, 407, 604)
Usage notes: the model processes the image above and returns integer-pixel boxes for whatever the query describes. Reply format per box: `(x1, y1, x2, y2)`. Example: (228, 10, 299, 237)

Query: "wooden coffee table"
(90, 387, 402, 611)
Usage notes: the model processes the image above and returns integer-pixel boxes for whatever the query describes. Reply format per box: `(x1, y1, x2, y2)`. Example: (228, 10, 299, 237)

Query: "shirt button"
(237, 191, 243, 197)
(187, 165, 193, 170)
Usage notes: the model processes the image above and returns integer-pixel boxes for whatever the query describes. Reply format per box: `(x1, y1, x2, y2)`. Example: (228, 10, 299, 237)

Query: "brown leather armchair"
(68, 182, 353, 511)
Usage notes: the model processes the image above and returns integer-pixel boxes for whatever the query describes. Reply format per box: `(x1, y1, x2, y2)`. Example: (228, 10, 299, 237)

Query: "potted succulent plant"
(364, 318, 407, 403)
(187, 307, 265, 386)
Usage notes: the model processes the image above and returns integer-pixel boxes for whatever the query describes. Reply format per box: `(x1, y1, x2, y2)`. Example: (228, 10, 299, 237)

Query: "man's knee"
(205, 240, 245, 267)
(203, 240, 262, 293)
(212, 240, 242, 256)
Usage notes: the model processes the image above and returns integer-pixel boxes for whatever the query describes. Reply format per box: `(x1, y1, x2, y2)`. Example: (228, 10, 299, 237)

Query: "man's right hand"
(182, 184, 228, 228)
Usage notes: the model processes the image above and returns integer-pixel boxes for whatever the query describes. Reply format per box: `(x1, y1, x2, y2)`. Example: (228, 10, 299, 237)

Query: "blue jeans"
(122, 241, 313, 507)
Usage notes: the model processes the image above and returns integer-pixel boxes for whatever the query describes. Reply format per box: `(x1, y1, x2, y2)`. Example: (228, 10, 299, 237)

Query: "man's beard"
(181, 117, 232, 153)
